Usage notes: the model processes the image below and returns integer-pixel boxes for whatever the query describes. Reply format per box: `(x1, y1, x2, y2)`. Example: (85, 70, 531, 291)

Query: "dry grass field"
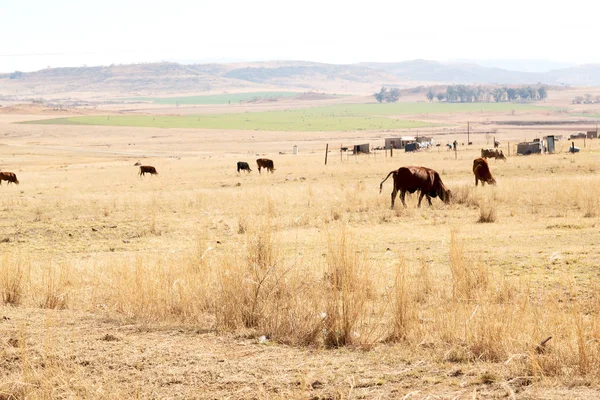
(2, 94, 600, 399)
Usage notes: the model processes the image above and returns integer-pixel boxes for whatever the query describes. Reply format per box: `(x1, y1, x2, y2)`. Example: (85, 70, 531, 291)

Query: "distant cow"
(494, 140, 500, 148)
(256, 158, 275, 174)
(0, 172, 19, 185)
(481, 148, 506, 161)
(379, 166, 451, 208)
(473, 157, 496, 186)
(139, 165, 158, 176)
(237, 161, 252, 173)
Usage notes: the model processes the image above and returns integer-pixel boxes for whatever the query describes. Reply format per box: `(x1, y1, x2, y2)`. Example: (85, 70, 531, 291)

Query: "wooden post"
(325, 144, 329, 165)
(454, 145, 457, 160)
(390, 146, 393, 158)
(340, 144, 343, 162)
(467, 121, 470, 145)
(508, 142, 510, 157)
(572, 141, 575, 153)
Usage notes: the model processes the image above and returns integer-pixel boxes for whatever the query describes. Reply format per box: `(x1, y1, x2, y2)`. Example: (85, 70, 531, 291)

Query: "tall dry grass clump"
(386, 257, 417, 342)
(477, 200, 497, 223)
(323, 227, 373, 348)
(215, 218, 325, 345)
(0, 253, 27, 305)
(449, 231, 489, 302)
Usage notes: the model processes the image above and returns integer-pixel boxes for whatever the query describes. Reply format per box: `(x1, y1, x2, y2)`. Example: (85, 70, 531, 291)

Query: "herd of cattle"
(0, 148, 503, 210)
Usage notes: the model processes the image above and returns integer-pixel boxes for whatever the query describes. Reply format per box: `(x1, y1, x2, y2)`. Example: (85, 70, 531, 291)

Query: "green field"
(132, 92, 301, 105)
(25, 102, 542, 132)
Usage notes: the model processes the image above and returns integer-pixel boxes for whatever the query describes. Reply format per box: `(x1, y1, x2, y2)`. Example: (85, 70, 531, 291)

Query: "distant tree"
(9, 71, 23, 80)
(527, 87, 538, 101)
(388, 88, 400, 102)
(426, 89, 435, 102)
(585, 93, 593, 104)
(374, 87, 388, 103)
(518, 87, 530, 101)
(436, 92, 446, 101)
(506, 88, 518, 101)
(537, 87, 547, 101)
(492, 88, 506, 102)
(573, 96, 584, 104)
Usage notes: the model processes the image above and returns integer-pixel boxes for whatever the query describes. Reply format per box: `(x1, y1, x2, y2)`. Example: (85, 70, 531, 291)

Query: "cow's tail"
(379, 170, 396, 194)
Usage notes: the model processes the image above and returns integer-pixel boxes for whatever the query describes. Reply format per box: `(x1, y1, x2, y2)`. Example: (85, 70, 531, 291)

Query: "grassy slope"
(23, 102, 542, 131)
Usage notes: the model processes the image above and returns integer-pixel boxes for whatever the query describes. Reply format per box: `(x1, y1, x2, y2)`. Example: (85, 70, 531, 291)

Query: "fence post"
(325, 144, 329, 165)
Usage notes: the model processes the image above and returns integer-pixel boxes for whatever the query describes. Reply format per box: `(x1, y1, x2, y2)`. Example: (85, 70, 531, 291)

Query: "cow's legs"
(258, 166, 262, 174)
(426, 195, 433, 206)
(417, 192, 425, 207)
(475, 176, 479, 186)
(390, 187, 398, 209)
(400, 190, 408, 208)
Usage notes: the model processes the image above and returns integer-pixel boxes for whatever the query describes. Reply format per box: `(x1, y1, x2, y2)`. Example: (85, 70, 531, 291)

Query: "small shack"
(353, 143, 370, 154)
(569, 132, 587, 140)
(517, 141, 542, 155)
(587, 131, 598, 139)
(385, 136, 416, 150)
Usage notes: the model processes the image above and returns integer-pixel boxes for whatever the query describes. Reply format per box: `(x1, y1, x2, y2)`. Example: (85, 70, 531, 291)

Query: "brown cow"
(0, 172, 19, 185)
(481, 148, 506, 161)
(473, 157, 496, 186)
(139, 165, 158, 176)
(379, 166, 451, 208)
(256, 158, 275, 174)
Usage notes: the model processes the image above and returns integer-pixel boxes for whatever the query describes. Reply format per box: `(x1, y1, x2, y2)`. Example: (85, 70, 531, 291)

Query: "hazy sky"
(1, 0, 597, 73)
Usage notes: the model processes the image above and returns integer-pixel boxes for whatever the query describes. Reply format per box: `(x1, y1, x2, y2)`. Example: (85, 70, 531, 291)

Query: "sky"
(1, 0, 597, 73)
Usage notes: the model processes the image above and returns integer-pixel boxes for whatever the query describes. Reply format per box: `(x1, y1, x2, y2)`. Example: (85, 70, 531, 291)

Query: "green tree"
(492, 88, 506, 102)
(436, 92, 446, 101)
(388, 88, 401, 102)
(426, 89, 435, 102)
(537, 87, 547, 101)
(374, 87, 388, 103)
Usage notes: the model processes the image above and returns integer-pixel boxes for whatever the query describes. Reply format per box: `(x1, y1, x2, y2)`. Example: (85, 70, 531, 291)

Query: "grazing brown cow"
(256, 158, 275, 174)
(481, 148, 506, 161)
(379, 166, 451, 208)
(139, 165, 158, 176)
(0, 172, 19, 185)
(473, 157, 496, 186)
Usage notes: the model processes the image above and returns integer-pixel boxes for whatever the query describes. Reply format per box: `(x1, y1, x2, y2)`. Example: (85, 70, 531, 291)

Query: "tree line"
(426, 85, 547, 103)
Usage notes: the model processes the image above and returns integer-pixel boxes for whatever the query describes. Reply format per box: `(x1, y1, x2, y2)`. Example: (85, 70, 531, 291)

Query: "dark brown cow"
(481, 148, 506, 161)
(256, 158, 275, 174)
(379, 166, 451, 208)
(139, 165, 158, 176)
(0, 172, 19, 185)
(473, 157, 496, 186)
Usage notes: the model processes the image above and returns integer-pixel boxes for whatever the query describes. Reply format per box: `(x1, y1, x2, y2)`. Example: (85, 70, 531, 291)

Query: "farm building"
(587, 131, 598, 139)
(352, 143, 370, 154)
(385, 136, 416, 149)
(569, 132, 587, 140)
(517, 141, 542, 155)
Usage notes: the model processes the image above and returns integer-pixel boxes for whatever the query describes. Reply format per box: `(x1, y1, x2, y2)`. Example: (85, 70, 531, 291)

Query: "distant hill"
(2, 59, 600, 100)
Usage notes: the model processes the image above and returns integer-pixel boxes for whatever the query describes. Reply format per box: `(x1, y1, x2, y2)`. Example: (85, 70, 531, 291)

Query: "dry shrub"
(40, 263, 71, 309)
(386, 256, 417, 342)
(215, 219, 324, 345)
(323, 227, 372, 348)
(0, 253, 26, 306)
(452, 185, 479, 208)
(449, 232, 489, 302)
(477, 201, 497, 223)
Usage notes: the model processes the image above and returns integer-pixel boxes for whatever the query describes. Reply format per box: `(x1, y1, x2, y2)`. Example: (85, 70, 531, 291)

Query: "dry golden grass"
(2, 100, 600, 398)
